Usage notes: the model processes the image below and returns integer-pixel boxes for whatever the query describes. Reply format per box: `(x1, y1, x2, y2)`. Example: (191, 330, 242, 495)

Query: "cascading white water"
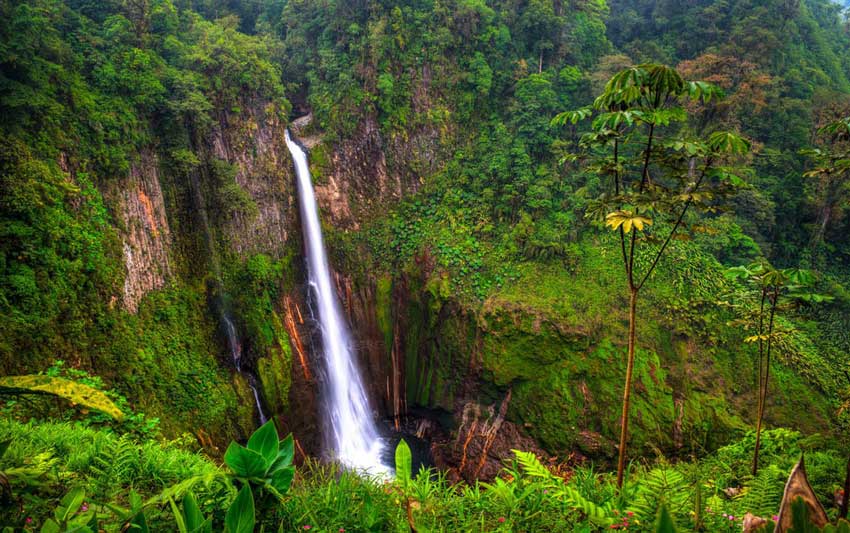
(285, 130, 386, 474)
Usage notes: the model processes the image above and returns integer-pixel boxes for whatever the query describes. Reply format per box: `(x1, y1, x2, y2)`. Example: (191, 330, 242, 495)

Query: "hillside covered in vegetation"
(1, 0, 850, 531)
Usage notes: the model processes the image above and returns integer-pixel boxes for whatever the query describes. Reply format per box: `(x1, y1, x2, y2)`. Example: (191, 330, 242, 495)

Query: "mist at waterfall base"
(285, 130, 390, 475)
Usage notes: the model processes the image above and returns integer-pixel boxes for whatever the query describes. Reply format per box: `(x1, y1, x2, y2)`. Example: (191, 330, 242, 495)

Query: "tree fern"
(740, 464, 784, 517)
(513, 450, 614, 526)
(88, 435, 140, 497)
(629, 467, 690, 523)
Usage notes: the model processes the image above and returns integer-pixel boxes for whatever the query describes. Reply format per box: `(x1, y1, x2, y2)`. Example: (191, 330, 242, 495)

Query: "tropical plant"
(513, 449, 615, 527)
(106, 491, 149, 533)
(725, 264, 830, 474)
(394, 439, 416, 531)
(0, 375, 123, 420)
(39, 487, 96, 533)
(223, 419, 295, 499)
(553, 63, 751, 487)
(170, 493, 212, 533)
(224, 485, 255, 533)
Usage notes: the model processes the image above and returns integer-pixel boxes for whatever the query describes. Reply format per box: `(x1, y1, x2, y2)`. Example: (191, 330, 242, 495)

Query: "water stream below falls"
(285, 130, 387, 475)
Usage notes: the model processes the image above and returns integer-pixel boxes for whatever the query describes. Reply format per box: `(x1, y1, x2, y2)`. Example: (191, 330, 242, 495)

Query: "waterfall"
(285, 130, 386, 474)
(222, 313, 268, 425)
(186, 166, 267, 425)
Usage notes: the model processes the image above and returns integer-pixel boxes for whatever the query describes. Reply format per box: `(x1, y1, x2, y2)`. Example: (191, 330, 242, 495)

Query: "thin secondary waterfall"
(186, 167, 267, 425)
(285, 130, 386, 473)
(222, 314, 267, 425)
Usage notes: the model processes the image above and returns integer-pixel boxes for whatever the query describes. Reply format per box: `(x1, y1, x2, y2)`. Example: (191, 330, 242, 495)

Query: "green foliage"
(0, 375, 123, 421)
(40, 487, 96, 533)
(654, 503, 678, 533)
(170, 493, 212, 533)
(394, 439, 412, 489)
(630, 467, 689, 523)
(224, 485, 255, 533)
(223, 420, 294, 498)
(741, 464, 785, 517)
(513, 449, 615, 526)
(2, 413, 848, 532)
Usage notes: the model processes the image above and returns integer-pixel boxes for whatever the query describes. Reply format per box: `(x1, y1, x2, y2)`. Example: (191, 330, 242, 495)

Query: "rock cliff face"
(86, 99, 300, 447)
(210, 105, 294, 258)
(114, 149, 172, 313)
(109, 103, 296, 310)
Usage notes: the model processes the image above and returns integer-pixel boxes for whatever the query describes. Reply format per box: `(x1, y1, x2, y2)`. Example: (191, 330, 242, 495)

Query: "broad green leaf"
(55, 487, 85, 522)
(268, 466, 294, 495)
(395, 439, 412, 489)
(0, 375, 123, 420)
(129, 509, 149, 533)
(225, 485, 255, 533)
(246, 420, 278, 464)
(169, 498, 188, 533)
(182, 493, 206, 532)
(40, 520, 60, 533)
(276, 434, 294, 467)
(654, 504, 678, 533)
(224, 444, 268, 478)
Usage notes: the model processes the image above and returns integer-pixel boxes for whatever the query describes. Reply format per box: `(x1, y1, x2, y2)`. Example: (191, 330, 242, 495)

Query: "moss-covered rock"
(257, 312, 293, 413)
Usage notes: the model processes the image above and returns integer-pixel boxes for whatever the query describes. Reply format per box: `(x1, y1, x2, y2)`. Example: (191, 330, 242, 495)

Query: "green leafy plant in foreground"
(225, 485, 255, 533)
(39, 487, 96, 533)
(394, 439, 417, 531)
(224, 419, 295, 499)
(170, 493, 213, 533)
(513, 449, 615, 527)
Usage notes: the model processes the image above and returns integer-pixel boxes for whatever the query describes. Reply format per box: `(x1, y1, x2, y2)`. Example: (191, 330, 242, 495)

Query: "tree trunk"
(841, 453, 850, 519)
(752, 291, 777, 476)
(752, 403, 764, 476)
(616, 288, 638, 488)
(809, 202, 831, 265)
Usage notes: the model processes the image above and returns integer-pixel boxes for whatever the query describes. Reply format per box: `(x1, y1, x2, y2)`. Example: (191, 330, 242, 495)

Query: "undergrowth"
(0, 415, 846, 532)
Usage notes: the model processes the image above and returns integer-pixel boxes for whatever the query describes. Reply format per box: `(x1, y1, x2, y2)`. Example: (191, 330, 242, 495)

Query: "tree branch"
(636, 158, 711, 291)
(614, 138, 629, 274)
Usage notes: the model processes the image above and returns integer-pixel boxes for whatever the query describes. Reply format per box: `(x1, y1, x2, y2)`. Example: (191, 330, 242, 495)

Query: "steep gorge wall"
(110, 149, 173, 314)
(81, 99, 305, 448)
(210, 105, 294, 258)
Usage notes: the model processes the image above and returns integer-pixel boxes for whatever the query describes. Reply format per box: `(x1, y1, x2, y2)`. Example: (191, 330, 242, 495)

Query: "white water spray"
(285, 130, 386, 474)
